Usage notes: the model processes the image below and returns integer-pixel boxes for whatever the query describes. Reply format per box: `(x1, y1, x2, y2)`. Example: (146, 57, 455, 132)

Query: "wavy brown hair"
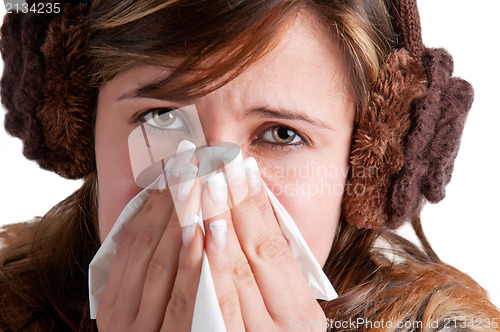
(1, 0, 499, 330)
(0, 174, 100, 331)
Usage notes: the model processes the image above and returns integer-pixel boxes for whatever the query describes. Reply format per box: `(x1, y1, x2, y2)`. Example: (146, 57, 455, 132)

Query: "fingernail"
(173, 140, 196, 177)
(182, 212, 199, 227)
(177, 139, 196, 153)
(178, 163, 198, 202)
(243, 157, 261, 194)
(182, 223, 197, 247)
(209, 219, 227, 250)
(208, 172, 228, 208)
(222, 147, 245, 185)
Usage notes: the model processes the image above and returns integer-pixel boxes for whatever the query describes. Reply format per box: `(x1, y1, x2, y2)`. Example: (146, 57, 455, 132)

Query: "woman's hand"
(96, 159, 205, 332)
(96, 153, 326, 331)
(203, 157, 327, 331)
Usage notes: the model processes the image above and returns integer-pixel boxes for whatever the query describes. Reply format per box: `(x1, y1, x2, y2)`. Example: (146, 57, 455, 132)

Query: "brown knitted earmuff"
(342, 0, 473, 229)
(1, 0, 94, 179)
(0, 0, 473, 229)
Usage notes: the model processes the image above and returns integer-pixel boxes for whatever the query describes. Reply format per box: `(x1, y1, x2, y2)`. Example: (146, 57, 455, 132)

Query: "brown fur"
(37, 3, 96, 179)
(323, 253, 500, 331)
(343, 49, 427, 228)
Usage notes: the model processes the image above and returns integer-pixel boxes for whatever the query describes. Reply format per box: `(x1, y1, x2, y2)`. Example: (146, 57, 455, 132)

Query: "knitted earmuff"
(1, 0, 94, 179)
(0, 0, 473, 229)
(342, 0, 474, 229)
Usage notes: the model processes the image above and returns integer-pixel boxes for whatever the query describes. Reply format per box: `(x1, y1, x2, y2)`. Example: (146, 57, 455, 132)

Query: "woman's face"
(95, 13, 355, 266)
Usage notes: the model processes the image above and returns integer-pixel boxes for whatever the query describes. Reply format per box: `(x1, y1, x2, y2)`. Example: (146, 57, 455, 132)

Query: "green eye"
(262, 126, 302, 144)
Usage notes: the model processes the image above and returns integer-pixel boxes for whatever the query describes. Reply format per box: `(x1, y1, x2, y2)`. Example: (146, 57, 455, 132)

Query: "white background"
(0, 1, 499, 308)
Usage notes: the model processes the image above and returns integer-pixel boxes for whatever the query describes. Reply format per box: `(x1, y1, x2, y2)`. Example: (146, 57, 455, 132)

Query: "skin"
(95, 12, 355, 331)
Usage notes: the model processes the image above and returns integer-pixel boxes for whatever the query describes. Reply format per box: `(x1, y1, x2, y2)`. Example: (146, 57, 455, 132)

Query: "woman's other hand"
(96, 161, 204, 332)
(203, 157, 327, 332)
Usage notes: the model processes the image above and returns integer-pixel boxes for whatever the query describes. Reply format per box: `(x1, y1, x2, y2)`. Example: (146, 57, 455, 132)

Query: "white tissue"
(88, 156, 337, 331)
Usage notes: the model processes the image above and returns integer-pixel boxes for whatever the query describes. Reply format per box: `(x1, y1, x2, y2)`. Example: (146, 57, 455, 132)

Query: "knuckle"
(253, 193, 270, 214)
(253, 234, 290, 263)
(242, 192, 268, 214)
(147, 254, 174, 283)
(167, 288, 191, 317)
(142, 197, 156, 212)
(208, 256, 231, 275)
(132, 228, 154, 251)
(217, 293, 240, 320)
(237, 188, 269, 216)
(115, 227, 136, 256)
(232, 259, 255, 285)
(177, 251, 200, 271)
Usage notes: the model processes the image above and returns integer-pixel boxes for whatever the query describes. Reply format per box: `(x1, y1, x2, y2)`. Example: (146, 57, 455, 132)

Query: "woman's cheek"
(95, 127, 143, 242)
(261, 160, 343, 265)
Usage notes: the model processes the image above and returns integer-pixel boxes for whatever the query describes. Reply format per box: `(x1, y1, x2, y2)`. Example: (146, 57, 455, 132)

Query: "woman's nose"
(196, 114, 246, 148)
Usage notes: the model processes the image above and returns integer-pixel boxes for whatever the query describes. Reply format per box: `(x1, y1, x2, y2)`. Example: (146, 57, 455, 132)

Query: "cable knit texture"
(386, 48, 474, 229)
(387, 0, 424, 61)
(342, 49, 427, 228)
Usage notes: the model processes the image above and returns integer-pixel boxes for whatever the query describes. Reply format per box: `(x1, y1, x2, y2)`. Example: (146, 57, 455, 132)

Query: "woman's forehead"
(103, 11, 349, 105)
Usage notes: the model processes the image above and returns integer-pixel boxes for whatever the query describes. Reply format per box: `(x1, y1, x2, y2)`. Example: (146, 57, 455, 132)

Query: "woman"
(1, 0, 499, 331)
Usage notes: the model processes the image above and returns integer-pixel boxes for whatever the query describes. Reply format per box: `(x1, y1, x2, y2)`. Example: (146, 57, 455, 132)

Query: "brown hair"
(1, 0, 499, 330)
(86, 0, 392, 108)
(0, 174, 100, 331)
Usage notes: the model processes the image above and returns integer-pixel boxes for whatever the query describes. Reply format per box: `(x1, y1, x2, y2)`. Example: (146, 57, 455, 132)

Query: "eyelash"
(252, 124, 309, 151)
(136, 107, 174, 123)
(136, 108, 310, 150)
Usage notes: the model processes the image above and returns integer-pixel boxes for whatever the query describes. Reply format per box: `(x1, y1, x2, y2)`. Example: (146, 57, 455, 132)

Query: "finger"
(110, 188, 176, 322)
(175, 163, 200, 226)
(171, 140, 196, 177)
(98, 187, 174, 327)
(161, 224, 204, 331)
(205, 218, 251, 332)
(231, 157, 318, 320)
(222, 146, 248, 207)
(135, 176, 202, 330)
(202, 173, 272, 330)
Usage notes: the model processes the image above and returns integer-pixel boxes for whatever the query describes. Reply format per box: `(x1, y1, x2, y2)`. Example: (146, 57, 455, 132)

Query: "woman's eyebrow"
(246, 107, 335, 131)
(117, 90, 150, 101)
(116, 75, 175, 102)
(117, 86, 169, 101)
